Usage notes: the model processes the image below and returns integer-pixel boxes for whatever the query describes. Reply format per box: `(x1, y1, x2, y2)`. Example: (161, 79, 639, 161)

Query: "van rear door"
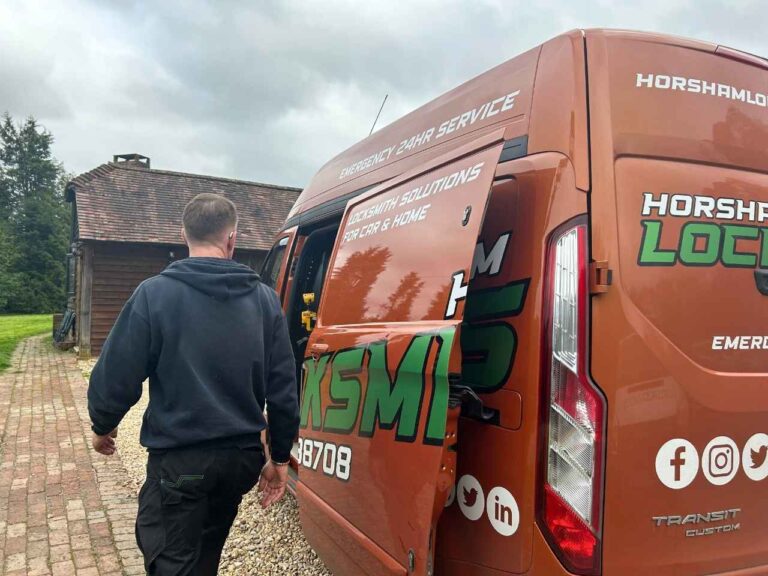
(296, 135, 505, 576)
(587, 32, 768, 575)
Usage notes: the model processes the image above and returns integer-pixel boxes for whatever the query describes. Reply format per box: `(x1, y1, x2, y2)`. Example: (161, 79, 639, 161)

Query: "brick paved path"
(0, 336, 145, 575)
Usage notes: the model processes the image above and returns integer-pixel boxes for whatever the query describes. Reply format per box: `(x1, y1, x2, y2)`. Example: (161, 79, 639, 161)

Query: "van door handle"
(309, 342, 329, 359)
(755, 269, 768, 296)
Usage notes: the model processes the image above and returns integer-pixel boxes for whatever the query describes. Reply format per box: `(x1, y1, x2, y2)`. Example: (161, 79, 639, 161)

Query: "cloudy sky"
(1, 0, 765, 188)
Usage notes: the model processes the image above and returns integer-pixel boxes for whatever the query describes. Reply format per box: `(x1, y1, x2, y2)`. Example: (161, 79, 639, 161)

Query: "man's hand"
(258, 461, 288, 509)
(92, 428, 118, 456)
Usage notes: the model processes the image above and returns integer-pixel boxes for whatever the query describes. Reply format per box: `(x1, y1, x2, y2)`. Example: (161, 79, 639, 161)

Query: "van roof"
(285, 28, 762, 224)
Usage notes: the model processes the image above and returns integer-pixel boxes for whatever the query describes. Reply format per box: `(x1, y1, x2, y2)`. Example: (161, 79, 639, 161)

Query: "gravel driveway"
(80, 360, 331, 575)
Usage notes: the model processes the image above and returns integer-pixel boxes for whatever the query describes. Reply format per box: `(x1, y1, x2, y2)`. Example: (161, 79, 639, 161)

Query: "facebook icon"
(656, 439, 700, 490)
(670, 445, 687, 482)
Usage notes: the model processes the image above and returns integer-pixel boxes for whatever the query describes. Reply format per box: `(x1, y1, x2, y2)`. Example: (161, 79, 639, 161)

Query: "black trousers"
(135, 445, 265, 576)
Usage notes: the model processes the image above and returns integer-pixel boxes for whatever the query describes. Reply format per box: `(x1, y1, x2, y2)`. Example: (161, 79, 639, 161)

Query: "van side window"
(260, 236, 289, 289)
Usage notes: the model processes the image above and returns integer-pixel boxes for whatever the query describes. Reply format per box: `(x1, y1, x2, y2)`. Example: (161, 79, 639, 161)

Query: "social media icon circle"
(702, 436, 740, 486)
(655, 438, 699, 489)
(742, 433, 768, 482)
(457, 475, 484, 521)
(486, 486, 520, 536)
(445, 484, 456, 508)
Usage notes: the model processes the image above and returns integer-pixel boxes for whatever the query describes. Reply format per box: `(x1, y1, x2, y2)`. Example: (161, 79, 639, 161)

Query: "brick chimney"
(113, 153, 150, 169)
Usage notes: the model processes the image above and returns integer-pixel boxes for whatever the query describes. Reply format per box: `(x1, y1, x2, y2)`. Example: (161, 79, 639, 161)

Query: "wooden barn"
(63, 154, 300, 358)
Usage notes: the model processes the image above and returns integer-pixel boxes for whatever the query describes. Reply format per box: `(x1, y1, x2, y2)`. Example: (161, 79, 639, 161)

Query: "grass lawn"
(0, 314, 52, 371)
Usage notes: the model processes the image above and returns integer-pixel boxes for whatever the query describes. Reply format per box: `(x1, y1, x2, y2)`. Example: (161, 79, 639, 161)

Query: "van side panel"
(528, 31, 590, 192)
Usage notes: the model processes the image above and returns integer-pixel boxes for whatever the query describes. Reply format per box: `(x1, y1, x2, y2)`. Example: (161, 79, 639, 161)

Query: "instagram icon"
(703, 436, 740, 486)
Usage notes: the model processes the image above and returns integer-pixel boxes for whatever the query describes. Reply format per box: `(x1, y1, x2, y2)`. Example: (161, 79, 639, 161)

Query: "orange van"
(259, 29, 768, 576)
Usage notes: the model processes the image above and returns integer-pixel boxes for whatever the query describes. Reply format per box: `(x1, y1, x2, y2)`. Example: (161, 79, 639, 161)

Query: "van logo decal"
(457, 475, 484, 521)
(656, 434, 768, 488)
(652, 508, 742, 538)
(742, 433, 768, 482)
(300, 328, 455, 446)
(463, 486, 479, 507)
(637, 192, 768, 271)
(342, 161, 485, 246)
(452, 475, 520, 536)
(655, 438, 699, 490)
(636, 73, 768, 110)
(462, 230, 530, 393)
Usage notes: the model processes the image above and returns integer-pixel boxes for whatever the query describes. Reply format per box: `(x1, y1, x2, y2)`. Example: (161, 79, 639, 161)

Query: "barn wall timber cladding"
(87, 243, 266, 356)
(90, 243, 170, 356)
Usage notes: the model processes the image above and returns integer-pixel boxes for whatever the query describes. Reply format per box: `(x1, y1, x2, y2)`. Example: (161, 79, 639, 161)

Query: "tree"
(378, 271, 424, 322)
(0, 113, 70, 313)
(327, 246, 391, 324)
(0, 221, 20, 311)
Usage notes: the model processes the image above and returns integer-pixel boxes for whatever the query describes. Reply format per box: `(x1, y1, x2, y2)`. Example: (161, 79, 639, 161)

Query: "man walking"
(87, 193, 299, 575)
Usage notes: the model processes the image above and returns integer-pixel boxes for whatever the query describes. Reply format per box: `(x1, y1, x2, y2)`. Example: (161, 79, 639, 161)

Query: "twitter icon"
(742, 433, 768, 481)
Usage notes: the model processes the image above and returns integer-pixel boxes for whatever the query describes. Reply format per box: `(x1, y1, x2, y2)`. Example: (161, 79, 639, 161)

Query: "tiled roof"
(67, 161, 301, 251)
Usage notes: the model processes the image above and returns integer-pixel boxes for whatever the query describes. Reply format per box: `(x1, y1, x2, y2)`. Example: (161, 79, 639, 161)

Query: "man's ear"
(181, 226, 188, 246)
(227, 230, 237, 256)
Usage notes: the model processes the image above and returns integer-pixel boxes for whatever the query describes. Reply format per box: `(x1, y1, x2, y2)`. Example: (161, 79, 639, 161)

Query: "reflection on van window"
(322, 244, 445, 325)
(261, 236, 289, 289)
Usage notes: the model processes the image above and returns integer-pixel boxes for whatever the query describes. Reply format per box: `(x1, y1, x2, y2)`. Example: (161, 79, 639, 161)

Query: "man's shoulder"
(136, 274, 168, 292)
(131, 274, 179, 302)
(254, 281, 280, 305)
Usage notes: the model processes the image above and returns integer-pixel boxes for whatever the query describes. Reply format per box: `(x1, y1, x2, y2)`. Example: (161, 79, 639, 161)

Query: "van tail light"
(538, 221, 605, 576)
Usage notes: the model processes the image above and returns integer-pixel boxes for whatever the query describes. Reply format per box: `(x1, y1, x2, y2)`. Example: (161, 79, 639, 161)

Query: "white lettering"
(471, 233, 510, 279)
(636, 73, 654, 88)
(340, 89, 522, 177)
(485, 96, 507, 118)
(638, 72, 768, 110)
(501, 90, 520, 112)
(642, 192, 669, 216)
(735, 200, 756, 222)
(670, 194, 693, 216)
(694, 196, 716, 219)
(711, 335, 768, 351)
(739, 336, 750, 350)
(446, 272, 468, 318)
(672, 76, 687, 91)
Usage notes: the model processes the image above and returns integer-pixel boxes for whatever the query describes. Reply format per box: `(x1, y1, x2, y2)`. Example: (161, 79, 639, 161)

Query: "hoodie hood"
(160, 257, 260, 300)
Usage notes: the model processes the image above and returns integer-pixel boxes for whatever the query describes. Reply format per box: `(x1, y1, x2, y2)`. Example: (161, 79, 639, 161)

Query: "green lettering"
(323, 348, 365, 433)
(762, 229, 768, 268)
(300, 355, 329, 430)
(359, 335, 432, 441)
(465, 280, 527, 320)
(679, 222, 720, 266)
(639, 220, 676, 265)
(721, 224, 759, 268)
(424, 328, 455, 445)
(461, 323, 516, 391)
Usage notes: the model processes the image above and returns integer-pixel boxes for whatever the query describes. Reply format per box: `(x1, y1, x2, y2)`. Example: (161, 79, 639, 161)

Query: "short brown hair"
(182, 193, 237, 243)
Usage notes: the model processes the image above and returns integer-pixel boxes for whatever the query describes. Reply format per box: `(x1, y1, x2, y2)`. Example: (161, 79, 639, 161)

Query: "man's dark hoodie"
(87, 257, 298, 463)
